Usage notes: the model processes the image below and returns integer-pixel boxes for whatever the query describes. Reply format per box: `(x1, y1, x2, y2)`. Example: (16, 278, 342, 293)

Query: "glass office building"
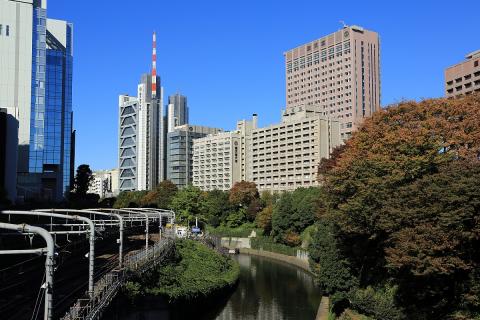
(16, 1, 74, 202)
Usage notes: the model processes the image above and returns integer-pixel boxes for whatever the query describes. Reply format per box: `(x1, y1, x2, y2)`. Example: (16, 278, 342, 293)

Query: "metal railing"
(61, 235, 175, 320)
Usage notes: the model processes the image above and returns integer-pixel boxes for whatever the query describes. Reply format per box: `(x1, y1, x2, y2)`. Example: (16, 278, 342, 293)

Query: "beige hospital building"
(193, 25, 380, 192)
(284, 25, 380, 140)
(445, 50, 480, 97)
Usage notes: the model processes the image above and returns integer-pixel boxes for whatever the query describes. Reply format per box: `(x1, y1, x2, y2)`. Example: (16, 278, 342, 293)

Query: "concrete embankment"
(239, 247, 311, 273)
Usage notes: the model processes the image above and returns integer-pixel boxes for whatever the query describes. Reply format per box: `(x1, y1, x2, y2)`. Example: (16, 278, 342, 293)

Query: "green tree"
(170, 185, 205, 225)
(202, 190, 231, 227)
(73, 164, 93, 196)
(256, 205, 273, 235)
(271, 187, 322, 246)
(311, 95, 480, 319)
(141, 180, 178, 208)
(225, 208, 247, 228)
(309, 220, 358, 294)
(113, 191, 147, 208)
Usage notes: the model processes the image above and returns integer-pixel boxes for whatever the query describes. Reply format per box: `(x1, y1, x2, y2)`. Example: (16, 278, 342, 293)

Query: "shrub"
(350, 285, 404, 320)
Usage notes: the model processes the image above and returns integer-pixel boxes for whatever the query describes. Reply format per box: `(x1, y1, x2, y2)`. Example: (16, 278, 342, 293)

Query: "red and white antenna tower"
(151, 31, 157, 99)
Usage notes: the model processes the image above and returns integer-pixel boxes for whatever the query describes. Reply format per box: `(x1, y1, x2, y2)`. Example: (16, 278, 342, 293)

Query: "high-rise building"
(248, 106, 340, 192)
(118, 95, 138, 191)
(284, 25, 380, 140)
(167, 124, 222, 189)
(167, 93, 188, 133)
(0, 0, 74, 202)
(119, 33, 165, 192)
(193, 117, 256, 191)
(445, 50, 480, 97)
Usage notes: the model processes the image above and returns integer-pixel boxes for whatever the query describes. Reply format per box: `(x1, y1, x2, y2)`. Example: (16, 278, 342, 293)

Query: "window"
(475, 60, 479, 68)
(6, 25, 9, 36)
(0, 24, 2, 35)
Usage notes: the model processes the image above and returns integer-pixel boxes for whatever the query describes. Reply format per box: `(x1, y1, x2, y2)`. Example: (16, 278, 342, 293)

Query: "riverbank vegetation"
(310, 95, 480, 320)
(124, 239, 239, 302)
(113, 95, 480, 319)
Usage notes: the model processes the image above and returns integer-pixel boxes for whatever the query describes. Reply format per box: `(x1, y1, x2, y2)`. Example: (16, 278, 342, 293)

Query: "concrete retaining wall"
(220, 237, 251, 249)
(239, 247, 311, 273)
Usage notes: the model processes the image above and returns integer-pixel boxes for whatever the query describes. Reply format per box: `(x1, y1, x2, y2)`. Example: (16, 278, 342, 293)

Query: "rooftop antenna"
(340, 20, 348, 28)
(151, 31, 157, 99)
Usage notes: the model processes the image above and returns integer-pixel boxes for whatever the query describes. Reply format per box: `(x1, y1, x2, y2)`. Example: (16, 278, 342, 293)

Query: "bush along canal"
(104, 240, 321, 320)
(104, 239, 240, 319)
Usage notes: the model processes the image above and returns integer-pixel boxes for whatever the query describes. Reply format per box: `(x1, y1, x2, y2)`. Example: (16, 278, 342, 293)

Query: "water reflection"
(212, 254, 321, 320)
(106, 254, 321, 320)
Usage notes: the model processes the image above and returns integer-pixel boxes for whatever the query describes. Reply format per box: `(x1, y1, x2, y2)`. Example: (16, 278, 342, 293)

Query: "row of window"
(446, 70, 480, 86)
(286, 41, 351, 73)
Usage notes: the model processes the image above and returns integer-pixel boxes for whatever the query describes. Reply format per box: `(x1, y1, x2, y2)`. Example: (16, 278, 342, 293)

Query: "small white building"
(89, 169, 120, 198)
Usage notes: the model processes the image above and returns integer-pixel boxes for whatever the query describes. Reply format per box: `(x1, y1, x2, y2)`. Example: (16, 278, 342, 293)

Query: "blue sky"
(48, 0, 479, 171)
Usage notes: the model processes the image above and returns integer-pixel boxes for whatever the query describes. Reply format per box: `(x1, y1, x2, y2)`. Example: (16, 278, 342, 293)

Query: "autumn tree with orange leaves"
(310, 94, 480, 320)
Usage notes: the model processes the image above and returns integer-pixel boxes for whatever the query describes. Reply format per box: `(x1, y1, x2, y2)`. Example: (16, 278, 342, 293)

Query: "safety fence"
(61, 237, 174, 320)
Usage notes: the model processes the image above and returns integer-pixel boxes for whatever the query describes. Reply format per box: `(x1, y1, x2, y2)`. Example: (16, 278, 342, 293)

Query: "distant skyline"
(47, 0, 479, 170)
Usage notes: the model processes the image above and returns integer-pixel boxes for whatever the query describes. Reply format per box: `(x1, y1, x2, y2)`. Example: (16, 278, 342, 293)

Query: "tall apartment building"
(445, 50, 480, 97)
(167, 93, 188, 133)
(119, 33, 164, 192)
(248, 106, 340, 192)
(193, 117, 256, 191)
(284, 25, 380, 140)
(166, 124, 222, 189)
(0, 0, 74, 202)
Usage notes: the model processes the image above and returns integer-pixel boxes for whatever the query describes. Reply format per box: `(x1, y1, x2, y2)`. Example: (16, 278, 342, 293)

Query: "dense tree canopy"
(272, 187, 322, 246)
(202, 190, 231, 227)
(74, 164, 93, 196)
(141, 180, 178, 209)
(311, 95, 480, 319)
(229, 181, 259, 208)
(170, 185, 205, 224)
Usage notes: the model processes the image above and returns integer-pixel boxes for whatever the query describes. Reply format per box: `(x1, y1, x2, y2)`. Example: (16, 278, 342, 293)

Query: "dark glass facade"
(19, 4, 74, 202)
(29, 6, 47, 173)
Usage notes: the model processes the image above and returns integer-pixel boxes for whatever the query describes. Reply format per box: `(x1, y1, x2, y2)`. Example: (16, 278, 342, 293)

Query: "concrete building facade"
(118, 33, 164, 193)
(167, 125, 222, 189)
(0, 0, 74, 202)
(136, 73, 164, 190)
(118, 75, 164, 192)
(193, 118, 256, 191)
(445, 50, 480, 97)
(284, 25, 380, 140)
(248, 106, 340, 192)
(89, 169, 119, 198)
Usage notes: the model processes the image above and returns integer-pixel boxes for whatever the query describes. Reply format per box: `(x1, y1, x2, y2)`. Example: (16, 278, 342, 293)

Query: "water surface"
(107, 254, 321, 320)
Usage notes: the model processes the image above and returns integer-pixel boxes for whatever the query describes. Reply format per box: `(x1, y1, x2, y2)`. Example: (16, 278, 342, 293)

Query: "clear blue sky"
(48, 0, 479, 171)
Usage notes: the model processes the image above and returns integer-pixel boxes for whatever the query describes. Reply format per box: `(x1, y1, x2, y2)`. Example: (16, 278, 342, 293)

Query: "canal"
(106, 253, 322, 320)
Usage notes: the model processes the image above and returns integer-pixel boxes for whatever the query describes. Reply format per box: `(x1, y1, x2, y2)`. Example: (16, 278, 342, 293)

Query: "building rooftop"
(466, 49, 480, 60)
(446, 49, 480, 70)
